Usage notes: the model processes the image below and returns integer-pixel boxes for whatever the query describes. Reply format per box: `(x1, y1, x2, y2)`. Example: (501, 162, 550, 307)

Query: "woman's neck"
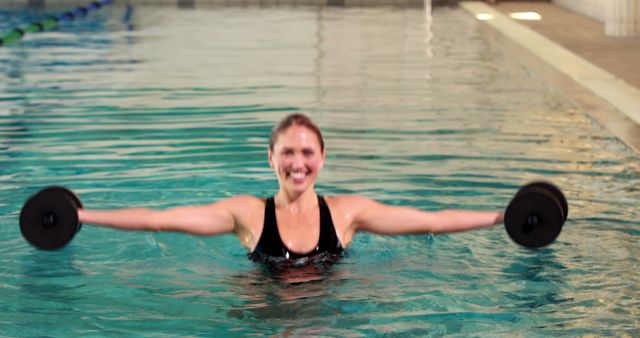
(275, 188, 317, 214)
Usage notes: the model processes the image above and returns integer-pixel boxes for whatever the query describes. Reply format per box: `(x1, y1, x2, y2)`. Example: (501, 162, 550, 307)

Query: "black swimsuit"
(250, 195, 343, 260)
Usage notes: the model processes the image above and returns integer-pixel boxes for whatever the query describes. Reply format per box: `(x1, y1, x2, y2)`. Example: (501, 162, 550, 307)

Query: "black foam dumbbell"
(505, 182, 568, 248)
(19, 187, 82, 250)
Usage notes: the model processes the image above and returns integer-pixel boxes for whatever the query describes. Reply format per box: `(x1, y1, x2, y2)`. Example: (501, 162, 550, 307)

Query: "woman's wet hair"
(269, 113, 324, 151)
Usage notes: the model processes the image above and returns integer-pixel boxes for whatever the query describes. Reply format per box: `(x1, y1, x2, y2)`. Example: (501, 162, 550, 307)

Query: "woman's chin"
(288, 184, 308, 193)
(283, 179, 314, 194)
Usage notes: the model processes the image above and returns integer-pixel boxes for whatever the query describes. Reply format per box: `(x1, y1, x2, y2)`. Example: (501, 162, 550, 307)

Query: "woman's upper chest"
(237, 195, 354, 251)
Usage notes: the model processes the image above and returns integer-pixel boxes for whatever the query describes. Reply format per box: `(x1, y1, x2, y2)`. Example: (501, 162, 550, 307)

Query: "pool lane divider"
(0, 0, 113, 47)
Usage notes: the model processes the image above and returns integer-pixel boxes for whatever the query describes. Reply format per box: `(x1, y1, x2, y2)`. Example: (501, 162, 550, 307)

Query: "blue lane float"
(0, 0, 113, 47)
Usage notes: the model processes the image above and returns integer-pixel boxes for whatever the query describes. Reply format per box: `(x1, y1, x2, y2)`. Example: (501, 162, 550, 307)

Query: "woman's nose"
(292, 153, 304, 167)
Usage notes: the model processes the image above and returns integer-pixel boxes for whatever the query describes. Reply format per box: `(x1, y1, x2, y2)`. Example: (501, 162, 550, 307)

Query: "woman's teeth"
(289, 172, 307, 183)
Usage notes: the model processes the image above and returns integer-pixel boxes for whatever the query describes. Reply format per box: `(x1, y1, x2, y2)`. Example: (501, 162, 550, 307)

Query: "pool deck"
(460, 1, 640, 153)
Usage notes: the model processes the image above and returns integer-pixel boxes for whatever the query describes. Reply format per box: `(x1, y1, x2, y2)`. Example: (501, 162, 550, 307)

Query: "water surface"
(0, 5, 638, 337)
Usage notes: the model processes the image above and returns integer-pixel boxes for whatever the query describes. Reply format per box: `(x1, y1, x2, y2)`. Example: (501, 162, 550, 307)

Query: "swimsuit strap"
(252, 195, 343, 259)
(254, 196, 282, 257)
(317, 195, 343, 254)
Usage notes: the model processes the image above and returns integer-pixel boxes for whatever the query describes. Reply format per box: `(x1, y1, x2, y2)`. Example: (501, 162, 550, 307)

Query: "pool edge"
(460, 1, 640, 154)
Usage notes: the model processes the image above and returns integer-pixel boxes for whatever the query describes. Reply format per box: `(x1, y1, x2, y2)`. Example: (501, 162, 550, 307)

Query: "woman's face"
(269, 125, 325, 196)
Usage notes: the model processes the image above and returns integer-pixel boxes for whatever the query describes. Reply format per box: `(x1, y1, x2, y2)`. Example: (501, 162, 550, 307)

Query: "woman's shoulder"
(216, 194, 266, 210)
(227, 194, 265, 202)
(323, 194, 376, 210)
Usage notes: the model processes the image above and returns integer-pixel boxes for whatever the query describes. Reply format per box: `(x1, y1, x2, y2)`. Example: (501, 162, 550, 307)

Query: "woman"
(79, 114, 504, 260)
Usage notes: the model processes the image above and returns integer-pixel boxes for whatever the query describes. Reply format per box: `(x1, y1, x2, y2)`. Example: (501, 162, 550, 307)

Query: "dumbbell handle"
(521, 213, 540, 234)
(43, 213, 56, 229)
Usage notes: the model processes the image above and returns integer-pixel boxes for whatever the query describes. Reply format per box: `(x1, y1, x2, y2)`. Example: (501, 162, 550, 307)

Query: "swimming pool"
(1, 4, 639, 336)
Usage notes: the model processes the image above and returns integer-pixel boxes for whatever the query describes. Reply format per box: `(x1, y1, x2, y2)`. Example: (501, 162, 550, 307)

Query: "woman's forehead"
(274, 126, 322, 147)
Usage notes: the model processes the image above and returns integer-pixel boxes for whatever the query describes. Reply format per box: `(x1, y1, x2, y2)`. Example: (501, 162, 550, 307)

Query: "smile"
(287, 171, 308, 184)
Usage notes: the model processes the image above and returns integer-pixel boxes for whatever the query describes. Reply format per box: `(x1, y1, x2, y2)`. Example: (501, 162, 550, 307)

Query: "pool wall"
(2, 0, 426, 7)
(553, 0, 640, 36)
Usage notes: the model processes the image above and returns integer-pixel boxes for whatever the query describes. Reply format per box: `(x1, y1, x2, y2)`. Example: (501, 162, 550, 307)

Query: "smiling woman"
(268, 114, 326, 199)
(76, 113, 504, 263)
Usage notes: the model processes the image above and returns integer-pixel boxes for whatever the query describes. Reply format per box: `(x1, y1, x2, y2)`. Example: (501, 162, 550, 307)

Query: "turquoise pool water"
(1, 5, 639, 337)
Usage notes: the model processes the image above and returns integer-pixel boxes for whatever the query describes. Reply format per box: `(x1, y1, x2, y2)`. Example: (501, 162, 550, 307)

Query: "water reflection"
(501, 250, 571, 313)
(225, 255, 349, 322)
(18, 248, 85, 312)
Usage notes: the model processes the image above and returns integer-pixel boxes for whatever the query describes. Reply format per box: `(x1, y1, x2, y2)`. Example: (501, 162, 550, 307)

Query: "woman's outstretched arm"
(78, 195, 254, 236)
(345, 195, 503, 235)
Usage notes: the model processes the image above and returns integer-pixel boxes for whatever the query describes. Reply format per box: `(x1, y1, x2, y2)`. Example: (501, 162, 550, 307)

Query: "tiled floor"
(491, 1, 640, 92)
